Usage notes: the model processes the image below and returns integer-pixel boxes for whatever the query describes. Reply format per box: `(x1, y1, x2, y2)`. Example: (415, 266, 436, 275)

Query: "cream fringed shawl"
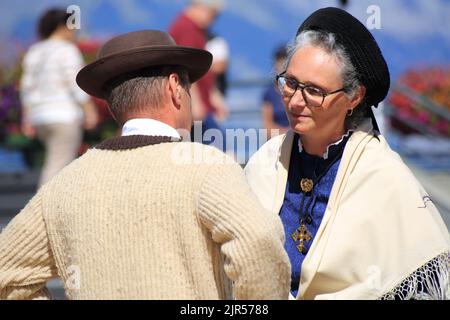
(244, 120, 450, 300)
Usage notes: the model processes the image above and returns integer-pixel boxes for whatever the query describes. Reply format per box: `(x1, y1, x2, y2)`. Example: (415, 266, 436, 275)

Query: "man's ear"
(168, 72, 182, 109)
(349, 85, 366, 110)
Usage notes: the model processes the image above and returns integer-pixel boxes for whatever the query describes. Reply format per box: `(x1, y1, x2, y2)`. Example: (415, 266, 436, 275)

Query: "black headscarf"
(297, 7, 391, 131)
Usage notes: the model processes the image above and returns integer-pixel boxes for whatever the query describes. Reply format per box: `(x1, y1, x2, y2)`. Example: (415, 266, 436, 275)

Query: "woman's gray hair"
(285, 30, 370, 130)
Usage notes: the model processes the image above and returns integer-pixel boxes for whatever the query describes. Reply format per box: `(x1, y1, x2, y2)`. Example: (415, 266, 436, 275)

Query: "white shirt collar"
(121, 118, 181, 140)
(298, 129, 353, 159)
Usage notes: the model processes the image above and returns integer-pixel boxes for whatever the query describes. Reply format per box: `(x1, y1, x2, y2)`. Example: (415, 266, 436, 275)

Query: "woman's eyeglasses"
(276, 72, 346, 108)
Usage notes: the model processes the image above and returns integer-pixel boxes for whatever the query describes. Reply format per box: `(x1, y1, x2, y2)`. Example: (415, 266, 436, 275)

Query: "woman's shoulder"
(361, 135, 405, 166)
(260, 132, 289, 153)
(51, 40, 82, 57)
(352, 134, 421, 187)
(24, 39, 81, 63)
(246, 133, 289, 166)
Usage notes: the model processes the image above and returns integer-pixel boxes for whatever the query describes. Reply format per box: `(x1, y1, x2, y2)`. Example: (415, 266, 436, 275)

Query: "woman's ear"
(349, 85, 366, 110)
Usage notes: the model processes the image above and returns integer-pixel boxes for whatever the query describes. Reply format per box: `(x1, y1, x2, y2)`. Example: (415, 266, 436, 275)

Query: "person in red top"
(169, 0, 228, 148)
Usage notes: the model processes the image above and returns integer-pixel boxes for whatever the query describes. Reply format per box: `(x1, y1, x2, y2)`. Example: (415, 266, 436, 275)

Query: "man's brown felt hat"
(76, 29, 212, 99)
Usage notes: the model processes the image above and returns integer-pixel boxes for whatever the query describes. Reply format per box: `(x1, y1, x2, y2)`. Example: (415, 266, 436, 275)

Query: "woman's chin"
(290, 121, 314, 135)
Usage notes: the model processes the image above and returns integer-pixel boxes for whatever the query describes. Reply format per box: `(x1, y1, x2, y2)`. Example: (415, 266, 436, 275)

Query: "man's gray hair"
(103, 65, 189, 124)
(286, 30, 369, 130)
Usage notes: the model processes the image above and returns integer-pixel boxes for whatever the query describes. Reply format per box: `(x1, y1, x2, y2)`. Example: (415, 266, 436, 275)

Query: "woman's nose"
(289, 88, 307, 107)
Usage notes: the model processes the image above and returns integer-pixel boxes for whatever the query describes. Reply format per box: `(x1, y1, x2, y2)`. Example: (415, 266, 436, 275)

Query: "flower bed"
(388, 67, 450, 137)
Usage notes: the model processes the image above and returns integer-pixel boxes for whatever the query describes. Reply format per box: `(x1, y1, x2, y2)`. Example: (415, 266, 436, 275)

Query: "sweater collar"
(94, 135, 181, 151)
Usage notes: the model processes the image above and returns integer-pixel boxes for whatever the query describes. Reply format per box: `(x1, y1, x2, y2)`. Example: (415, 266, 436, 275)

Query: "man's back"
(0, 136, 290, 299)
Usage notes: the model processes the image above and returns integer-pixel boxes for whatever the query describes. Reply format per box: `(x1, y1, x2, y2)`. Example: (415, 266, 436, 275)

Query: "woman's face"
(282, 45, 351, 138)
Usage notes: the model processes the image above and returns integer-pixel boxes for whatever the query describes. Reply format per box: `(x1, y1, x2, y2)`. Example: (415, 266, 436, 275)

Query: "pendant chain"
(292, 145, 345, 254)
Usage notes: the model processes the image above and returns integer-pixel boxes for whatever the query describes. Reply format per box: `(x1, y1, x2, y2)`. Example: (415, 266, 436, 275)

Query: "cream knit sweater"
(0, 136, 290, 300)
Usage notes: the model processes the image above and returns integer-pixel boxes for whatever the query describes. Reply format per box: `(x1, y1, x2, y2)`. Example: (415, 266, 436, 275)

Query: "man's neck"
(124, 114, 176, 128)
(121, 118, 181, 139)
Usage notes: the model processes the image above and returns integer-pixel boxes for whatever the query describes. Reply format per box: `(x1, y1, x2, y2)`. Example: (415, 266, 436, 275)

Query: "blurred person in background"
(339, 0, 349, 8)
(169, 0, 228, 147)
(206, 31, 229, 119)
(261, 46, 290, 139)
(20, 8, 98, 187)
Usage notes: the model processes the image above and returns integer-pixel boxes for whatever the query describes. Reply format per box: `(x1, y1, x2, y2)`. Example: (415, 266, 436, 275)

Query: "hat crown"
(76, 29, 212, 99)
(98, 30, 177, 59)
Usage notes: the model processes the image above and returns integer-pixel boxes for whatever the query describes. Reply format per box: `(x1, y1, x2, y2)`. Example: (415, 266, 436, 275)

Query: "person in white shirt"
(20, 8, 98, 187)
(205, 33, 229, 121)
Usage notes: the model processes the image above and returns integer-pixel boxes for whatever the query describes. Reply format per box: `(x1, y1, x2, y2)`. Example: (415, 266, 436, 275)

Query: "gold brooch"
(300, 178, 314, 193)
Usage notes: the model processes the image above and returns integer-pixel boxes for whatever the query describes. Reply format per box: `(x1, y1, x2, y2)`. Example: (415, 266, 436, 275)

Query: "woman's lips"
(290, 112, 310, 118)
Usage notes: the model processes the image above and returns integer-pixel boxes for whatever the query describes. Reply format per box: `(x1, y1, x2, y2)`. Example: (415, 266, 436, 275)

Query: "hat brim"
(76, 45, 212, 99)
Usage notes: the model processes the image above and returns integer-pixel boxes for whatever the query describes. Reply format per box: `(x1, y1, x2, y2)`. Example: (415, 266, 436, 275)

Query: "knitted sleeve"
(0, 194, 57, 300)
(197, 161, 291, 300)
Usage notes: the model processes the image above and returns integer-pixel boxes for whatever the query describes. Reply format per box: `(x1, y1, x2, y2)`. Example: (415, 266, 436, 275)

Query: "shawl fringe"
(379, 252, 450, 300)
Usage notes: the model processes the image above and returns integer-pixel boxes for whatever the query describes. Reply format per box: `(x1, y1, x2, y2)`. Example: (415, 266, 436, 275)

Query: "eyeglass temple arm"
(324, 87, 347, 96)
